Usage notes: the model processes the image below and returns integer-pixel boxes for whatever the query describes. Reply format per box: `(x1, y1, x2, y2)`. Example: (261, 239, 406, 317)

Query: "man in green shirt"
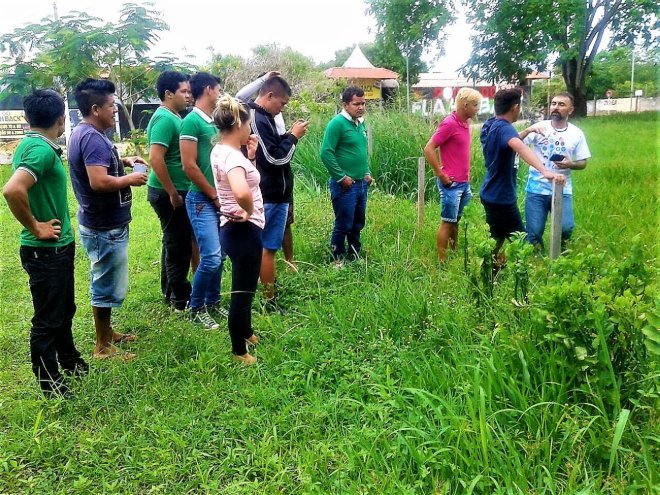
(181, 72, 226, 329)
(320, 86, 372, 261)
(146, 71, 193, 311)
(3, 89, 88, 397)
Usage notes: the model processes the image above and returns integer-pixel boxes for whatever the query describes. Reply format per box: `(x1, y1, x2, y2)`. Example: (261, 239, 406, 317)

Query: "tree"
(0, 2, 192, 133)
(103, 3, 194, 134)
(462, 0, 659, 117)
(364, 0, 455, 82)
(585, 46, 657, 99)
(205, 44, 321, 96)
(0, 11, 110, 92)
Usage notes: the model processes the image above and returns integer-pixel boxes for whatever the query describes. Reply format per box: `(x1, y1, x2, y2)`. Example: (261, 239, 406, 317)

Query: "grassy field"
(0, 113, 657, 494)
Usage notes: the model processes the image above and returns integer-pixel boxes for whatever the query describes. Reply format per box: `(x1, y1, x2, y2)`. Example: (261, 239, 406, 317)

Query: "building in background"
(412, 72, 498, 118)
(324, 46, 399, 102)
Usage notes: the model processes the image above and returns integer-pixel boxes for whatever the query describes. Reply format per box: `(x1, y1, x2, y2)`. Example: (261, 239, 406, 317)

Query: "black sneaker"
(191, 307, 220, 330)
(62, 359, 89, 378)
(206, 303, 228, 319)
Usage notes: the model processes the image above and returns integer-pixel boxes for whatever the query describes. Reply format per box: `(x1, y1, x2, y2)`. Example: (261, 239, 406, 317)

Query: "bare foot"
(246, 335, 260, 346)
(93, 345, 136, 361)
(112, 332, 137, 344)
(233, 353, 257, 365)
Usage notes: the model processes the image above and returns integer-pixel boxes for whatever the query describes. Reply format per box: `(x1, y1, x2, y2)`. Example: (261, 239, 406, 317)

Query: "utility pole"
(630, 46, 635, 112)
(406, 53, 410, 113)
(53, 0, 58, 20)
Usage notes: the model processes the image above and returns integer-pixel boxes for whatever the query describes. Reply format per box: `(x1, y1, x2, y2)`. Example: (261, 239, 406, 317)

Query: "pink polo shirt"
(430, 111, 471, 182)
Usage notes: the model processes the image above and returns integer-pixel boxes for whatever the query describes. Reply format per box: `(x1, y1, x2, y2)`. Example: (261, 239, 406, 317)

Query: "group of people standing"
(424, 87, 590, 265)
(3, 70, 588, 398)
(3, 71, 372, 396)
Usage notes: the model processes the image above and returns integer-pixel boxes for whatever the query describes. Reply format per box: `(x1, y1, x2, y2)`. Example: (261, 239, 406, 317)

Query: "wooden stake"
(417, 157, 425, 226)
(549, 180, 564, 259)
(367, 125, 373, 157)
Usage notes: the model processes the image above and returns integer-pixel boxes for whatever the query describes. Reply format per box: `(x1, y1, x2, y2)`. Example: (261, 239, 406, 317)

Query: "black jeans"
(219, 221, 263, 355)
(19, 242, 84, 393)
(147, 187, 193, 309)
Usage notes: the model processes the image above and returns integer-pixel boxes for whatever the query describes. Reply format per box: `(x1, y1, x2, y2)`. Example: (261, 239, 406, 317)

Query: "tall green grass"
(0, 113, 657, 494)
(294, 111, 658, 254)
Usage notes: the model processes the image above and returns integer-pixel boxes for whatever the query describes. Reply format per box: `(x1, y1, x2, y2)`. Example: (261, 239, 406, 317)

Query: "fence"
(587, 96, 657, 116)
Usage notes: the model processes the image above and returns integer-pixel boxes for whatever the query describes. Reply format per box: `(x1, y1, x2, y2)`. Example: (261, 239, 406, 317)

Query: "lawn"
(0, 112, 657, 494)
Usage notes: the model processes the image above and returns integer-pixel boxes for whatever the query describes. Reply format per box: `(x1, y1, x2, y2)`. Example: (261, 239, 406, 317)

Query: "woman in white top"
(211, 94, 265, 365)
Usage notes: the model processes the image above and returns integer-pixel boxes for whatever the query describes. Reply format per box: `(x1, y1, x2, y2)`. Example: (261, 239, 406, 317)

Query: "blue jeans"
(437, 179, 472, 223)
(262, 202, 289, 251)
(329, 179, 368, 259)
(186, 191, 225, 309)
(79, 224, 129, 307)
(525, 192, 575, 249)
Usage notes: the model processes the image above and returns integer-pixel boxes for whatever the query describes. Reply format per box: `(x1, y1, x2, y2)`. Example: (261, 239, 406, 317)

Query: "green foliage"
(465, 221, 497, 300)
(505, 233, 534, 304)
(125, 128, 147, 156)
(530, 238, 656, 412)
(364, 0, 455, 82)
(0, 11, 110, 90)
(0, 111, 657, 494)
(294, 110, 438, 198)
(206, 44, 322, 97)
(463, 0, 659, 116)
(586, 46, 658, 99)
(529, 77, 568, 114)
(0, 2, 190, 130)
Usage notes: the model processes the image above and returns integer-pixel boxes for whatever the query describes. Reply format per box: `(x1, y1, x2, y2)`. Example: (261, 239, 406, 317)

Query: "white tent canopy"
(343, 45, 375, 68)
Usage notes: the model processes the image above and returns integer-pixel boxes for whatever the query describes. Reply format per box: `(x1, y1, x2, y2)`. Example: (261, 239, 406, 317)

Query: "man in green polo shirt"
(320, 86, 372, 262)
(146, 71, 193, 311)
(3, 89, 88, 397)
(181, 72, 227, 329)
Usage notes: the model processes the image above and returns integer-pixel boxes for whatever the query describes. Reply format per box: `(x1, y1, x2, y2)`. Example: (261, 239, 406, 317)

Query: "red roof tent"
(324, 67, 399, 79)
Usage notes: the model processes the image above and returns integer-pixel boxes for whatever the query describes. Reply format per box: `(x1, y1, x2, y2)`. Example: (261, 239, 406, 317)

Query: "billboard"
(351, 79, 381, 100)
(0, 110, 29, 140)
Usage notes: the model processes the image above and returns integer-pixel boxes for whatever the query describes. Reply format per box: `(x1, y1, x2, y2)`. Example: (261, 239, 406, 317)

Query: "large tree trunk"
(562, 58, 588, 118)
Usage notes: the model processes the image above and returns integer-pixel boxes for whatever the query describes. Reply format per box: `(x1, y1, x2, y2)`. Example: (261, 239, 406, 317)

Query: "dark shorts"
(481, 199, 524, 241)
(286, 201, 294, 226)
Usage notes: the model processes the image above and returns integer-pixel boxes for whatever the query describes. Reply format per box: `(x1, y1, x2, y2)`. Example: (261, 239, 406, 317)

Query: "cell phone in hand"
(549, 153, 565, 162)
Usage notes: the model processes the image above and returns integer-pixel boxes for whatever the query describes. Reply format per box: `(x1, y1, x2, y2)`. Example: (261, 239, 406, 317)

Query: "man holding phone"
(243, 75, 308, 310)
(518, 92, 591, 251)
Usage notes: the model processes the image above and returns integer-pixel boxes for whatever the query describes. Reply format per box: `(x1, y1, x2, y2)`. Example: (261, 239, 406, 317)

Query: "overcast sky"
(0, 0, 471, 74)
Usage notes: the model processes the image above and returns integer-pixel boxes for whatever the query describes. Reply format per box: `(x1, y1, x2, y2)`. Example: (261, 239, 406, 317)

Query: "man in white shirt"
(519, 92, 591, 251)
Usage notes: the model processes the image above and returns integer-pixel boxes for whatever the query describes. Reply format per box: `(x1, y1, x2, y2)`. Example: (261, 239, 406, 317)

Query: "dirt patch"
(0, 140, 21, 164)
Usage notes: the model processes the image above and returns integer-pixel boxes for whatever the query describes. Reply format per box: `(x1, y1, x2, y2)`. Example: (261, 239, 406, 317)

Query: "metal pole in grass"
(549, 180, 564, 259)
(417, 157, 425, 226)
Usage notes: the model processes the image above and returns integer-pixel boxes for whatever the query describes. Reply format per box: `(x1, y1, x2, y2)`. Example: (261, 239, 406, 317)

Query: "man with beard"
(519, 92, 591, 251)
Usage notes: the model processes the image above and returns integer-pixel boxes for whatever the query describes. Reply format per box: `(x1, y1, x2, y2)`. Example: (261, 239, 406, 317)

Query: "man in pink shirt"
(424, 88, 482, 262)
